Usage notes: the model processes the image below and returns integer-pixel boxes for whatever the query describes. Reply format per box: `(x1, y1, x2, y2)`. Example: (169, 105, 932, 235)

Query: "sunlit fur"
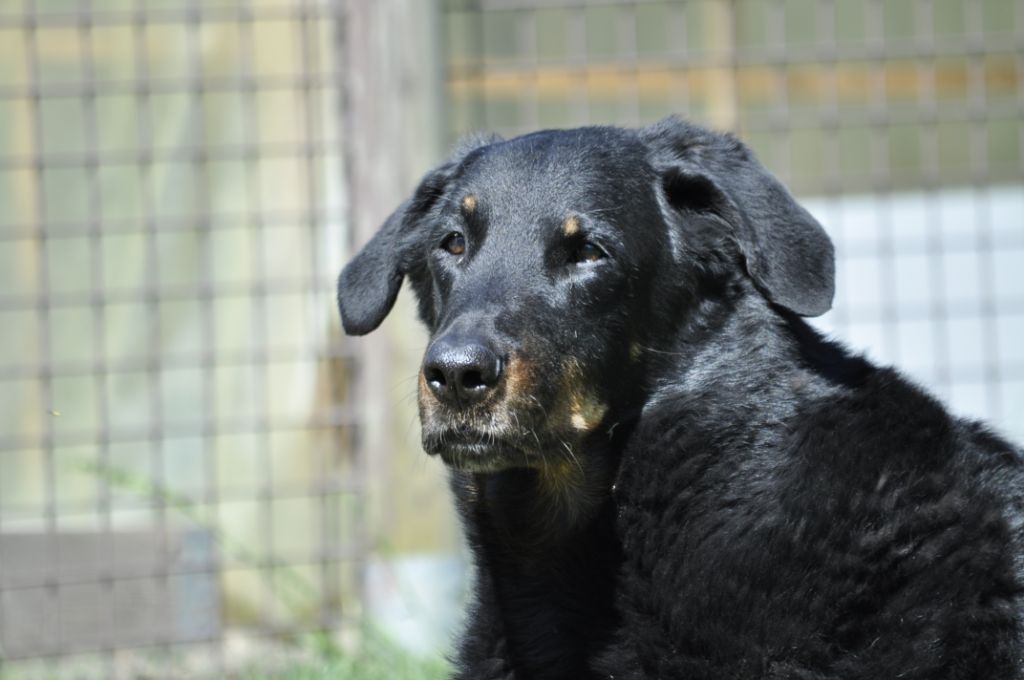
(337, 117, 1024, 679)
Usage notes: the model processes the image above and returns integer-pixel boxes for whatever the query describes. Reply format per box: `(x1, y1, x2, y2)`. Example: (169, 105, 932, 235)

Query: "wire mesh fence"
(0, 0, 361, 677)
(442, 0, 1024, 443)
(1, 0, 1023, 677)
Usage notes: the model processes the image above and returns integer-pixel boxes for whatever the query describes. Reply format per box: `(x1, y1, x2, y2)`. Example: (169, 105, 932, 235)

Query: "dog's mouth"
(422, 425, 535, 472)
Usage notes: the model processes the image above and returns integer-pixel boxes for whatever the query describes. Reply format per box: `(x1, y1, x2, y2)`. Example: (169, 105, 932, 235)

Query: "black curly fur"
(337, 117, 1024, 679)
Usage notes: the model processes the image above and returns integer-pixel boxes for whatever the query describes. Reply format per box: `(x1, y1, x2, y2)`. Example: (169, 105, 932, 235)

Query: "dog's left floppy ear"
(642, 117, 835, 317)
(337, 134, 501, 335)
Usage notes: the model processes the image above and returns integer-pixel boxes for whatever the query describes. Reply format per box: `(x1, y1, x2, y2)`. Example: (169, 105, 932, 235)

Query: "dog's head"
(338, 117, 834, 476)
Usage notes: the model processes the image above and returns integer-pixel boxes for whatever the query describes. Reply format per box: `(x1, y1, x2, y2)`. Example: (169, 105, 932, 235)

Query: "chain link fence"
(0, 0, 363, 676)
(1, 0, 1023, 677)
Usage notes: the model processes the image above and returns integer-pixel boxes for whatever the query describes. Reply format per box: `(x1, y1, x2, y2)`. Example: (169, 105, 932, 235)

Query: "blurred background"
(0, 0, 1021, 677)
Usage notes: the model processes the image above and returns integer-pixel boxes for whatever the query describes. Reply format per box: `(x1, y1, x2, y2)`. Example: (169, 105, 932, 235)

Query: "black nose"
(422, 335, 503, 408)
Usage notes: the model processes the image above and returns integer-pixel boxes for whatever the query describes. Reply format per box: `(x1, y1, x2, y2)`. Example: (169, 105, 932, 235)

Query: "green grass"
(0, 628, 450, 680)
(242, 631, 450, 680)
(244, 655, 449, 680)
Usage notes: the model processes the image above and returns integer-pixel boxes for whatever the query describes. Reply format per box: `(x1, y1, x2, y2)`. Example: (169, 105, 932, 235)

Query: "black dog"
(338, 117, 1024, 679)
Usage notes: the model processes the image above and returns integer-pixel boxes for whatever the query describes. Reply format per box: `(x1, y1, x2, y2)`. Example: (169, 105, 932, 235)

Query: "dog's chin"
(440, 449, 517, 473)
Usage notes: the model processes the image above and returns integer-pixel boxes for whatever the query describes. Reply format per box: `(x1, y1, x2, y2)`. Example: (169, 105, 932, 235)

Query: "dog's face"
(338, 118, 835, 476)
(410, 129, 668, 472)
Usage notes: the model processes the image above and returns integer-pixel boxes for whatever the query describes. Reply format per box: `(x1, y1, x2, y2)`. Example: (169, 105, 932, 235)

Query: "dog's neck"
(450, 461, 623, 679)
(643, 286, 869, 427)
(453, 431, 624, 550)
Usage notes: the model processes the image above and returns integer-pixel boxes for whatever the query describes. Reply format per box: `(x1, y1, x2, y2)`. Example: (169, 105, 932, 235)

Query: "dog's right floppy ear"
(642, 117, 835, 317)
(337, 168, 452, 336)
(337, 133, 501, 336)
(337, 199, 411, 336)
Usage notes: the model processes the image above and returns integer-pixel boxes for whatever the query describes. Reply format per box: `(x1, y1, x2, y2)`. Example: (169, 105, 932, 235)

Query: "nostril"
(425, 366, 446, 388)
(461, 370, 485, 391)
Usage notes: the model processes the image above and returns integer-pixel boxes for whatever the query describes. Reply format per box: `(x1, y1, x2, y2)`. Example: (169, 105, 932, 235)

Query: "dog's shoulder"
(798, 361, 1024, 502)
(608, 323, 1024, 677)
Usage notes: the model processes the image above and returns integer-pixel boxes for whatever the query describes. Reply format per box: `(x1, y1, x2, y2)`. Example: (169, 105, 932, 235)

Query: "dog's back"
(608, 297, 1024, 679)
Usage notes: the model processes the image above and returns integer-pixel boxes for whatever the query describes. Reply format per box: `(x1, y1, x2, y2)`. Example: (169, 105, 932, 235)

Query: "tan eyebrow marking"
(563, 215, 580, 236)
(462, 194, 477, 214)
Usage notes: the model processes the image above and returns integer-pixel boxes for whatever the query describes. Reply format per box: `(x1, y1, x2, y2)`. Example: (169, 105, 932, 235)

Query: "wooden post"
(342, 0, 461, 571)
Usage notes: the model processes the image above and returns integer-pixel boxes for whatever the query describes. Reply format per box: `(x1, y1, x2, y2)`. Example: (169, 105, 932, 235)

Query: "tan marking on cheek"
(462, 194, 477, 214)
(503, 354, 535, 404)
(490, 354, 539, 435)
(553, 356, 607, 432)
(563, 215, 580, 236)
(417, 370, 436, 417)
(569, 393, 608, 432)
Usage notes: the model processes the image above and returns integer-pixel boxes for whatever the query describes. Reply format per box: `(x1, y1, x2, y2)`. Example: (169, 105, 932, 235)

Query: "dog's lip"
(423, 429, 498, 457)
(423, 428, 530, 470)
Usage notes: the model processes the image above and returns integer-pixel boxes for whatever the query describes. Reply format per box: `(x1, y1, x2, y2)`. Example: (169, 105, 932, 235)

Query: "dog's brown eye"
(572, 241, 606, 264)
(441, 232, 466, 256)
